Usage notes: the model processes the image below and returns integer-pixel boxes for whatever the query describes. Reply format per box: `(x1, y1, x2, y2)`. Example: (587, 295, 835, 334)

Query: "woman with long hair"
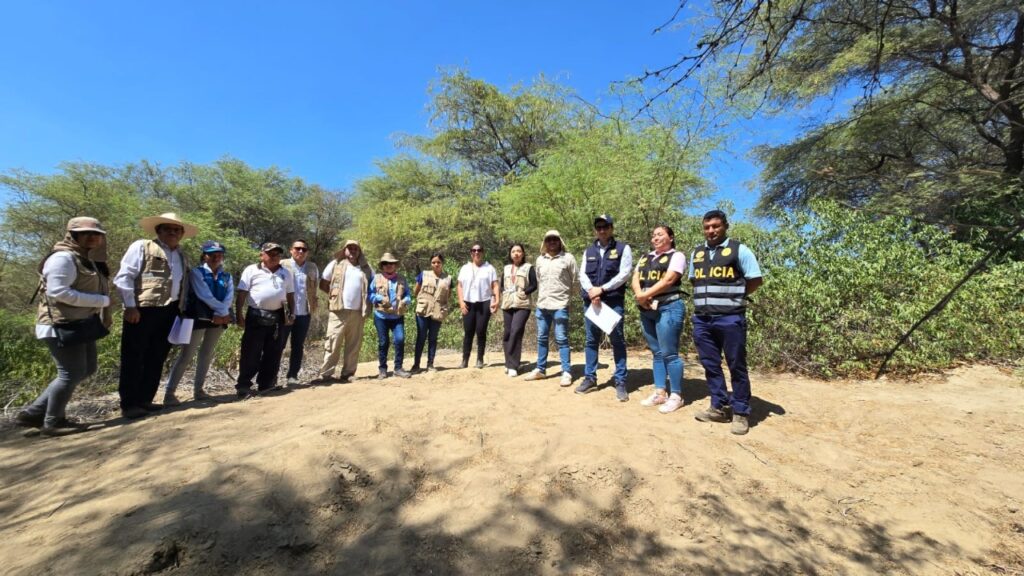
(500, 243, 537, 377)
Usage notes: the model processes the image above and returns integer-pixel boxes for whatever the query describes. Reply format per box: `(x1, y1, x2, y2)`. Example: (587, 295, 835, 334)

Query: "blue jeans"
(584, 302, 627, 383)
(639, 299, 684, 395)
(692, 313, 750, 414)
(374, 315, 406, 371)
(278, 313, 311, 379)
(414, 315, 441, 367)
(535, 307, 570, 374)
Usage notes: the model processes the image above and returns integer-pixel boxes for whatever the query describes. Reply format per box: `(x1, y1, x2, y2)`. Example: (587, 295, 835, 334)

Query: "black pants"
(502, 308, 530, 370)
(119, 303, 179, 409)
(238, 310, 285, 391)
(461, 301, 491, 363)
(278, 314, 311, 379)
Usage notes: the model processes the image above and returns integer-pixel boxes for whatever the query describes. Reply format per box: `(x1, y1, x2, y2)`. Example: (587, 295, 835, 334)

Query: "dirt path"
(1, 353, 1022, 575)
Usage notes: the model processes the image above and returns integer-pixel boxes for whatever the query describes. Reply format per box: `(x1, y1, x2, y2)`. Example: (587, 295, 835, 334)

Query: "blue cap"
(201, 240, 226, 253)
(594, 214, 614, 226)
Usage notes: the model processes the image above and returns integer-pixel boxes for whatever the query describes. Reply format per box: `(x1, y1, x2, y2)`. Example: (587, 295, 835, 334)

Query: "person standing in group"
(162, 241, 234, 405)
(17, 217, 112, 436)
(690, 210, 763, 435)
(576, 215, 633, 401)
(369, 252, 412, 379)
(500, 243, 536, 377)
(234, 242, 295, 399)
(113, 213, 196, 420)
(632, 225, 687, 414)
(411, 253, 451, 372)
(456, 243, 499, 369)
(524, 230, 578, 387)
(280, 239, 319, 385)
(317, 240, 373, 383)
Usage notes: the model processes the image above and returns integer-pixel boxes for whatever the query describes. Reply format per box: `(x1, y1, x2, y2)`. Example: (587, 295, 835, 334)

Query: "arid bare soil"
(1, 351, 1022, 575)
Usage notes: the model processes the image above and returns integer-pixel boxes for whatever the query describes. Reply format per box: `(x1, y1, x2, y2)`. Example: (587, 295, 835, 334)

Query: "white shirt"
(237, 264, 294, 310)
(457, 262, 497, 303)
(35, 252, 112, 339)
(289, 260, 312, 316)
(322, 259, 374, 311)
(113, 239, 184, 308)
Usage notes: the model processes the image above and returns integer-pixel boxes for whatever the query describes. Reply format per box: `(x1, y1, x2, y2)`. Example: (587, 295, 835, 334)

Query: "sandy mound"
(2, 352, 1022, 575)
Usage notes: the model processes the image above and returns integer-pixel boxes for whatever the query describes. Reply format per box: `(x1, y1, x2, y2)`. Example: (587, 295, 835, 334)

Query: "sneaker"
(574, 377, 597, 395)
(658, 394, 684, 414)
(394, 368, 412, 379)
(411, 364, 421, 373)
(426, 364, 436, 372)
(694, 405, 731, 423)
(475, 360, 485, 369)
(141, 403, 164, 412)
(121, 406, 149, 419)
(377, 370, 388, 380)
(559, 372, 573, 387)
(286, 377, 300, 386)
(337, 376, 351, 384)
(507, 368, 517, 378)
(731, 414, 750, 435)
(193, 389, 212, 401)
(15, 410, 44, 428)
(523, 370, 545, 381)
(236, 388, 257, 401)
(41, 423, 90, 437)
(640, 391, 668, 407)
(614, 382, 629, 402)
(162, 393, 181, 407)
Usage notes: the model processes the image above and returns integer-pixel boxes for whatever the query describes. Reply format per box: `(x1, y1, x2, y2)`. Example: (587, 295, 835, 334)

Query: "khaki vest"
(36, 251, 108, 325)
(373, 274, 408, 315)
(282, 258, 319, 314)
(415, 270, 451, 321)
(134, 240, 189, 310)
(328, 258, 372, 316)
(501, 263, 532, 310)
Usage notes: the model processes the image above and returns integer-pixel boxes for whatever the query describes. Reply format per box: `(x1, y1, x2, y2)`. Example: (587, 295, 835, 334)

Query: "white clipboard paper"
(168, 316, 194, 345)
(585, 302, 622, 335)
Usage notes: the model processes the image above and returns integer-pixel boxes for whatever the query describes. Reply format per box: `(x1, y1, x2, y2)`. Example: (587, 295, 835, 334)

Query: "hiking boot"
(162, 392, 182, 407)
(694, 405, 730, 423)
(574, 377, 597, 395)
(731, 414, 750, 435)
(122, 406, 149, 419)
(614, 382, 629, 402)
(236, 388, 257, 401)
(411, 364, 421, 373)
(559, 372, 573, 387)
(394, 368, 412, 379)
(15, 410, 44, 428)
(141, 403, 164, 412)
(523, 370, 545, 381)
(658, 394, 684, 414)
(640, 391, 668, 407)
(378, 370, 388, 380)
(41, 417, 90, 436)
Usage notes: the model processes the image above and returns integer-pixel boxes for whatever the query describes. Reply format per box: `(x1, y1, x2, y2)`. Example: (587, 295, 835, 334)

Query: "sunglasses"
(292, 247, 308, 252)
(470, 248, 483, 253)
(594, 225, 609, 231)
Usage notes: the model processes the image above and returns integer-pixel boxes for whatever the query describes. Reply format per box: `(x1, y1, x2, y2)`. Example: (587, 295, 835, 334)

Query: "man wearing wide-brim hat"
(315, 239, 373, 383)
(113, 212, 197, 419)
(523, 229, 578, 387)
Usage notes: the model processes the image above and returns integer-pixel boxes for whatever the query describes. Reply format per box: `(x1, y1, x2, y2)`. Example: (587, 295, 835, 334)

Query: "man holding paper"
(576, 214, 633, 401)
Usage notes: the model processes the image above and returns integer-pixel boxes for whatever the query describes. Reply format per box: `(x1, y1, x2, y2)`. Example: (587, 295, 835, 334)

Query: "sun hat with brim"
(140, 212, 198, 239)
(261, 242, 284, 254)
(333, 239, 362, 260)
(541, 229, 565, 253)
(379, 252, 399, 264)
(67, 217, 106, 235)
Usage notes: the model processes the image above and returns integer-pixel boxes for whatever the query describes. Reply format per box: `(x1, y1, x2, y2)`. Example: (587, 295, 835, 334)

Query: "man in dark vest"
(689, 210, 763, 435)
(576, 214, 633, 401)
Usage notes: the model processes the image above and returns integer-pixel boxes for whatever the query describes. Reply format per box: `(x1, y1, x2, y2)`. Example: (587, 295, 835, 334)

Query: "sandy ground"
(1, 350, 1023, 576)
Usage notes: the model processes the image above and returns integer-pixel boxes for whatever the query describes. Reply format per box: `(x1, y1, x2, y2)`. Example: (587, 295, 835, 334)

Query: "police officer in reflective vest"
(576, 214, 633, 401)
(689, 210, 763, 435)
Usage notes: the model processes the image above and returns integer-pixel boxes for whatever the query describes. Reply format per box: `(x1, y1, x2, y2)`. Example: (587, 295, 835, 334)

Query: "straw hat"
(139, 212, 198, 239)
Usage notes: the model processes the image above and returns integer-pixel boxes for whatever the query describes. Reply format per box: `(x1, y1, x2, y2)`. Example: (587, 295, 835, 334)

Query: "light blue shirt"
(687, 238, 762, 279)
(369, 274, 411, 319)
(190, 264, 234, 317)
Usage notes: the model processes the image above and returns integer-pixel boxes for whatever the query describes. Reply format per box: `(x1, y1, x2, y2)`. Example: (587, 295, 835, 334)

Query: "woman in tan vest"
(17, 217, 112, 436)
(411, 253, 452, 372)
(500, 243, 537, 377)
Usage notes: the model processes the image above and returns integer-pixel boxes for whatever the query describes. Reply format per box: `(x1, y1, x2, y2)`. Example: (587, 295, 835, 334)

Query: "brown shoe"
(15, 410, 44, 428)
(731, 414, 750, 435)
(694, 405, 730, 423)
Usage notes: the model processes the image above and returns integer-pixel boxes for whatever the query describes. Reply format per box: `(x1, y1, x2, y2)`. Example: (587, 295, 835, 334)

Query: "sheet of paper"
(168, 316, 193, 345)
(585, 301, 622, 335)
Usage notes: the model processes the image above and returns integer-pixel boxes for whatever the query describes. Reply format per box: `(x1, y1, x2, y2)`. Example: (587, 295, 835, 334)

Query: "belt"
(653, 293, 683, 305)
(694, 312, 745, 320)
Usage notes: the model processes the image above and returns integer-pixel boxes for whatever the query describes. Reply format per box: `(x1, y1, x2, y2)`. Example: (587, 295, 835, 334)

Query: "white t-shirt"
(322, 259, 374, 311)
(457, 262, 497, 303)
(237, 264, 293, 310)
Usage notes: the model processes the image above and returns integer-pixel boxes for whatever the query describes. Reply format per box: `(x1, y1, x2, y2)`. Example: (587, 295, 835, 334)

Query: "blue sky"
(0, 1, 798, 216)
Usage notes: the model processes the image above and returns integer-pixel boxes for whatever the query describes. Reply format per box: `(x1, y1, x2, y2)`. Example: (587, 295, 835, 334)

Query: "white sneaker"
(640, 391, 668, 407)
(659, 394, 684, 414)
(559, 372, 573, 387)
(507, 368, 517, 377)
(286, 377, 300, 386)
(523, 370, 545, 381)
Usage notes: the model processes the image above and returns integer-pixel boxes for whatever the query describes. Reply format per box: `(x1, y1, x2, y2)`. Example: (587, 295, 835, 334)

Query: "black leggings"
(462, 301, 492, 362)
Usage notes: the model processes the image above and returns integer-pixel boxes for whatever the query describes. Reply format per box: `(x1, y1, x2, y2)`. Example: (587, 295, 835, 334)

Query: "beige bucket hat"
(140, 212, 198, 239)
(379, 252, 399, 264)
